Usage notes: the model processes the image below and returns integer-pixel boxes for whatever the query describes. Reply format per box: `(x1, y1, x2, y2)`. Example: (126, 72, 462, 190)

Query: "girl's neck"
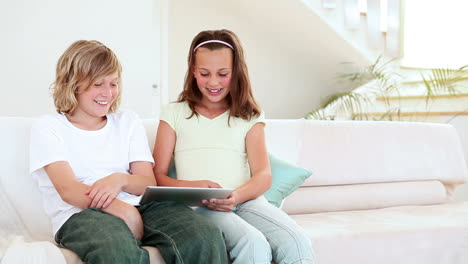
(195, 100, 229, 119)
(198, 98, 229, 110)
(65, 112, 107, 131)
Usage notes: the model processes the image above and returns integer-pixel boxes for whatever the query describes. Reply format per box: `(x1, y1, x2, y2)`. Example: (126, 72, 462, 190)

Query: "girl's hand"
(86, 173, 125, 209)
(188, 180, 222, 188)
(202, 192, 237, 212)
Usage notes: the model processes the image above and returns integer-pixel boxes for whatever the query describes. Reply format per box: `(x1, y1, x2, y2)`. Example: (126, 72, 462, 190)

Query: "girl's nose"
(208, 76, 219, 86)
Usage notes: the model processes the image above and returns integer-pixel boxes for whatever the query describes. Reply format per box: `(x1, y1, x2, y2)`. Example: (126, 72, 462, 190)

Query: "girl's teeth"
(95, 100, 108, 105)
(209, 89, 220, 92)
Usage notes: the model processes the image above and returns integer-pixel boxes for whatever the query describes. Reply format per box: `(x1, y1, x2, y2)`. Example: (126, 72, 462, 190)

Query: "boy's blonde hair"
(52, 40, 122, 114)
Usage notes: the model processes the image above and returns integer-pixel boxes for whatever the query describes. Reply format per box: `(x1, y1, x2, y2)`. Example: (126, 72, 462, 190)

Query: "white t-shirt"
(29, 110, 154, 235)
(160, 102, 265, 189)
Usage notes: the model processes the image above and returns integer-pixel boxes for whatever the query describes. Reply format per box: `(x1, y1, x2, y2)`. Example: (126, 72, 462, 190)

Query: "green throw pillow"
(166, 153, 312, 207)
(264, 153, 312, 207)
(167, 159, 177, 179)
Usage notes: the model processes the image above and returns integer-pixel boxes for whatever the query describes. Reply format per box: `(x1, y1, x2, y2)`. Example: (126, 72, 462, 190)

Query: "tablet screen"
(139, 186, 234, 206)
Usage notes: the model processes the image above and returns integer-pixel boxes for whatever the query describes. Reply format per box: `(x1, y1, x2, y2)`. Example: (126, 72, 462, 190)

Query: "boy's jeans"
(55, 201, 228, 264)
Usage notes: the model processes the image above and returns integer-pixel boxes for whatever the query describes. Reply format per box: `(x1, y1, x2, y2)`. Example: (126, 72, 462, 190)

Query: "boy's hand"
(202, 192, 237, 212)
(86, 173, 126, 209)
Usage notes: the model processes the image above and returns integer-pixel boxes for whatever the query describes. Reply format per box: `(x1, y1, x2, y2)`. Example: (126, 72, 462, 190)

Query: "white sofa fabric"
(1, 117, 468, 264)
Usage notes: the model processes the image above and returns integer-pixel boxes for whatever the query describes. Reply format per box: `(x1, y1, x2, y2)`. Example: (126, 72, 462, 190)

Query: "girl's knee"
(274, 231, 314, 264)
(233, 230, 271, 261)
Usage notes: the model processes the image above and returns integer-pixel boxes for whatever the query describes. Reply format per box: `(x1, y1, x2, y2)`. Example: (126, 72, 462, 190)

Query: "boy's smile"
(67, 72, 119, 129)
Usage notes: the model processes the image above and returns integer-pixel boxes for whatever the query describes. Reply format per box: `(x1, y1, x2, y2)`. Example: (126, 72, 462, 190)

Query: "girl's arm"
(44, 161, 144, 239)
(203, 123, 272, 211)
(153, 121, 221, 188)
(235, 122, 272, 202)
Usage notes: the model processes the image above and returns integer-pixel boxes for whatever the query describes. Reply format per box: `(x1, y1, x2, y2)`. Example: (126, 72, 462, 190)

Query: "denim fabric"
(55, 201, 228, 264)
(195, 196, 315, 264)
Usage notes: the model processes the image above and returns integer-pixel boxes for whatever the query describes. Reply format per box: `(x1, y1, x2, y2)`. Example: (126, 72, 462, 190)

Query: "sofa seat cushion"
(282, 180, 448, 214)
(61, 246, 165, 264)
(291, 202, 468, 264)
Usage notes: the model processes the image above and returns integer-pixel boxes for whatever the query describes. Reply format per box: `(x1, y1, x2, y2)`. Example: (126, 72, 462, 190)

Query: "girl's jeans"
(55, 201, 228, 264)
(195, 196, 315, 264)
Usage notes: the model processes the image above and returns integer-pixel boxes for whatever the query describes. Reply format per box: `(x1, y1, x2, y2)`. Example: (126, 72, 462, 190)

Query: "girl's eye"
(200, 73, 209, 77)
(94, 83, 102, 87)
(219, 73, 229, 77)
(111, 83, 118, 87)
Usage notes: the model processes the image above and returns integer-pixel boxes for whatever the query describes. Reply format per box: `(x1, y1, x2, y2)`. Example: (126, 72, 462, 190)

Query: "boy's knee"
(189, 219, 225, 244)
(88, 238, 148, 263)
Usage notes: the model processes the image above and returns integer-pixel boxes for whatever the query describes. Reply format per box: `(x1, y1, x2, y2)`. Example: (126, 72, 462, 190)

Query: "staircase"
(365, 70, 468, 123)
(300, 0, 401, 61)
(299, 1, 468, 201)
(302, 0, 468, 125)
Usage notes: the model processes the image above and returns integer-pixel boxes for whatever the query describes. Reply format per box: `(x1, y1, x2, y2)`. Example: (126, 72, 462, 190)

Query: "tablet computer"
(139, 186, 234, 206)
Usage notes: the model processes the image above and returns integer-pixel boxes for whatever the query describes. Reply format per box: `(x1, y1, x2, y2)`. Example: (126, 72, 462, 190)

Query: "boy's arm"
(86, 161, 155, 208)
(44, 161, 92, 209)
(152, 121, 221, 188)
(44, 161, 143, 239)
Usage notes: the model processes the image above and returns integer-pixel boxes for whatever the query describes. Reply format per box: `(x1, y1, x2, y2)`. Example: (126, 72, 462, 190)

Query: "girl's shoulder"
(235, 110, 265, 125)
(161, 101, 192, 118)
(252, 111, 266, 122)
(162, 101, 189, 112)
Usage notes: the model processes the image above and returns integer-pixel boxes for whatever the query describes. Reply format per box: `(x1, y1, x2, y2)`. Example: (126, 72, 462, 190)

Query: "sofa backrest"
(0, 117, 53, 241)
(266, 119, 468, 187)
(2, 117, 467, 240)
(264, 119, 468, 214)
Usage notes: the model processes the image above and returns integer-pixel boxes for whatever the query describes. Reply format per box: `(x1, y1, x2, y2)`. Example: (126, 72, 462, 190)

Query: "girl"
(29, 40, 228, 264)
(153, 30, 315, 263)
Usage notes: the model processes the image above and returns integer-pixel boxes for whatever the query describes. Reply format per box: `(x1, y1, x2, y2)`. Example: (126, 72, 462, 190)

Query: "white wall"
(1, 0, 370, 119)
(168, 0, 369, 119)
(0, 0, 161, 118)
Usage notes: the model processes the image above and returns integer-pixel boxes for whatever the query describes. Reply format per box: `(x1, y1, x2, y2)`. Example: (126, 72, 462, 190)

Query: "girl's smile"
(193, 47, 233, 107)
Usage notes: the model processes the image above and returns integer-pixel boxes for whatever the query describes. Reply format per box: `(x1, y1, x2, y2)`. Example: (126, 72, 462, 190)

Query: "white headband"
(193, 40, 234, 51)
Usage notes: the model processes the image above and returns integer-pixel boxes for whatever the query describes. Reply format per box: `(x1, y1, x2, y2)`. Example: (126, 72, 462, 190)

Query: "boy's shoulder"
(109, 110, 140, 123)
(32, 113, 65, 129)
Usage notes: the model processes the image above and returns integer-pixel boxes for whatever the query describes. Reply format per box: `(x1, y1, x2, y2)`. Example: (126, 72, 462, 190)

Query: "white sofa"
(1, 117, 468, 264)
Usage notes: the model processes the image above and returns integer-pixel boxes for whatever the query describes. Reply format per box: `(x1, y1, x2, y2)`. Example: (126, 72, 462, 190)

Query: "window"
(401, 0, 468, 69)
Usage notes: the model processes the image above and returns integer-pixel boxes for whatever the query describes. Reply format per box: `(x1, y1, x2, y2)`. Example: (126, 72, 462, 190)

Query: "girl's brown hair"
(178, 29, 261, 121)
(52, 40, 122, 114)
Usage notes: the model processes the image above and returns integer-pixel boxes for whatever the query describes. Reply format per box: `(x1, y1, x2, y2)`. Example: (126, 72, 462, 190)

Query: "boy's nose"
(102, 86, 113, 97)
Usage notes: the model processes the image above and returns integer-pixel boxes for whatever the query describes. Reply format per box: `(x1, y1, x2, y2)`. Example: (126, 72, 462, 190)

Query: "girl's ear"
(191, 66, 197, 78)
